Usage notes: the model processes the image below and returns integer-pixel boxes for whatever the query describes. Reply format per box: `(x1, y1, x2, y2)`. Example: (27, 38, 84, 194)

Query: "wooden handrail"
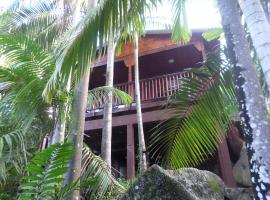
(113, 71, 191, 87)
(87, 71, 193, 111)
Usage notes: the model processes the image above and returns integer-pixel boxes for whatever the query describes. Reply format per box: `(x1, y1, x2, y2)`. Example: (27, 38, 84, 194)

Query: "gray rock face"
(120, 165, 225, 200)
(225, 188, 253, 200)
(233, 146, 252, 187)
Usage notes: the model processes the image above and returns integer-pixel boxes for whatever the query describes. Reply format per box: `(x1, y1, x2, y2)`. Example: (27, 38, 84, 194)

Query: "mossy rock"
(119, 165, 226, 200)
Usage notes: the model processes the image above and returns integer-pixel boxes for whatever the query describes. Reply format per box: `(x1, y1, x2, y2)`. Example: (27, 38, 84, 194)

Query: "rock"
(233, 146, 252, 187)
(119, 165, 225, 200)
(225, 187, 253, 200)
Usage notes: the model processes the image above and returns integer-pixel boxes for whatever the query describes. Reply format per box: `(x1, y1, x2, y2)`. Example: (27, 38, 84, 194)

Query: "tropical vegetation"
(0, 0, 270, 199)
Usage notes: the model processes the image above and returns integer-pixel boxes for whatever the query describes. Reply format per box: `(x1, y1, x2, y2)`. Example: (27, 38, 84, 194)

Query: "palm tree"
(51, 0, 80, 145)
(10, 0, 78, 146)
(238, 0, 270, 95)
(66, 0, 96, 199)
(101, 25, 116, 167)
(0, 32, 56, 183)
(45, 0, 164, 176)
(218, 0, 270, 198)
(133, 33, 147, 173)
(0, 6, 132, 196)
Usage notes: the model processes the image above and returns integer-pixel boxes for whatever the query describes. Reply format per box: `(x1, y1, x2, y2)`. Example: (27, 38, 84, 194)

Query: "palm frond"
(0, 12, 14, 34)
(19, 142, 74, 200)
(0, 119, 42, 184)
(88, 86, 132, 108)
(43, 0, 160, 95)
(9, 0, 65, 49)
(150, 52, 237, 169)
(0, 33, 56, 183)
(169, 0, 191, 42)
(81, 144, 126, 199)
(202, 28, 224, 42)
(0, 33, 55, 119)
(0, 125, 26, 181)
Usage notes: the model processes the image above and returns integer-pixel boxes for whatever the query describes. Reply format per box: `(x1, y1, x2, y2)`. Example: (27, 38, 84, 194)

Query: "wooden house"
(84, 30, 238, 187)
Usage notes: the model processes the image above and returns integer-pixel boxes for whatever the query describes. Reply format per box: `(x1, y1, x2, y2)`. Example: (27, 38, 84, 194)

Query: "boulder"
(233, 146, 252, 187)
(225, 187, 253, 200)
(119, 165, 226, 200)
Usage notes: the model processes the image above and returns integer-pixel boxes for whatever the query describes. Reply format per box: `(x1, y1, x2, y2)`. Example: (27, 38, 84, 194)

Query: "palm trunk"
(68, 69, 90, 200)
(67, 0, 96, 199)
(51, 106, 67, 144)
(218, 0, 270, 198)
(50, 0, 75, 146)
(51, 82, 71, 144)
(238, 0, 270, 95)
(260, 0, 270, 20)
(101, 26, 115, 167)
(134, 33, 147, 173)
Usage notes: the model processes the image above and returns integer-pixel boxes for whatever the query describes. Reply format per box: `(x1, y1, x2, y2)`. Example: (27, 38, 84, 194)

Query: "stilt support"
(217, 137, 237, 187)
(127, 124, 135, 179)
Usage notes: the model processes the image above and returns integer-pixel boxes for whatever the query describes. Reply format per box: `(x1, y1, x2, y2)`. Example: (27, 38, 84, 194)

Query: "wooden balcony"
(87, 71, 194, 111)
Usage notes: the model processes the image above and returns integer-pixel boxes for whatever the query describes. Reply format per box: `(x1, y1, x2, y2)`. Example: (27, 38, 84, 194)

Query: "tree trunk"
(51, 106, 67, 144)
(260, 0, 270, 20)
(101, 25, 115, 167)
(238, 0, 270, 95)
(67, 0, 96, 199)
(218, 0, 270, 198)
(50, 0, 75, 146)
(134, 33, 147, 173)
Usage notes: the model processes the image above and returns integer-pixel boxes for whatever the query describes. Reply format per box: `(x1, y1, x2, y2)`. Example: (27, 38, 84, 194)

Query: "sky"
(186, 0, 221, 28)
(0, 0, 221, 29)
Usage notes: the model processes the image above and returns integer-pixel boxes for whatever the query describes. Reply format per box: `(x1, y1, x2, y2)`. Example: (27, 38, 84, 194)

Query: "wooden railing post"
(87, 71, 192, 111)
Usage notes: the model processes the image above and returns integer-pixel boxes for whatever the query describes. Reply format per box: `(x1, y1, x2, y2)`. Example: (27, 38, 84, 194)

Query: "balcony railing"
(88, 71, 193, 111)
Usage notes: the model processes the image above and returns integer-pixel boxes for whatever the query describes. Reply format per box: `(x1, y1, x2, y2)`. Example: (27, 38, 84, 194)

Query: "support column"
(128, 65, 133, 82)
(126, 124, 135, 179)
(217, 137, 236, 187)
(128, 66, 134, 98)
(124, 55, 135, 99)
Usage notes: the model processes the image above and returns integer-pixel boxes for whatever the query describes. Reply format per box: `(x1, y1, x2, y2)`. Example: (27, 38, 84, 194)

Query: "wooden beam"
(85, 100, 167, 118)
(94, 41, 199, 67)
(84, 109, 174, 131)
(217, 138, 237, 187)
(126, 124, 135, 179)
(192, 40, 207, 60)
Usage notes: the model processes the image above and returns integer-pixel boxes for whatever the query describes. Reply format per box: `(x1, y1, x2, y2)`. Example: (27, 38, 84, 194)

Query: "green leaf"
(26, 164, 43, 174)
(202, 28, 223, 42)
(81, 144, 126, 199)
(19, 142, 73, 198)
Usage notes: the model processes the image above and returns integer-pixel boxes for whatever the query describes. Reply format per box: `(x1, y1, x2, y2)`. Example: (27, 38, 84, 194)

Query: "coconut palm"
(218, 0, 270, 198)
(237, 0, 270, 95)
